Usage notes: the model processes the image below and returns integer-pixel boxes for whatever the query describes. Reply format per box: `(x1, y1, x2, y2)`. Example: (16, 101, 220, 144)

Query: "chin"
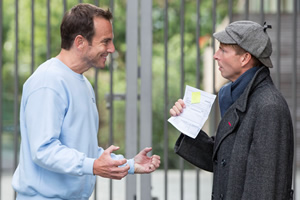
(100, 64, 107, 68)
(94, 64, 106, 69)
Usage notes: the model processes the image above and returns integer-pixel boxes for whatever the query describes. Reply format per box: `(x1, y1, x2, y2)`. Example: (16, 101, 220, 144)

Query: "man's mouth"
(101, 54, 108, 58)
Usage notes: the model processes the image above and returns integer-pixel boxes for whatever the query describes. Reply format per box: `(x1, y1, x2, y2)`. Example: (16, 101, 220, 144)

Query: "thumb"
(141, 147, 152, 155)
(105, 145, 120, 154)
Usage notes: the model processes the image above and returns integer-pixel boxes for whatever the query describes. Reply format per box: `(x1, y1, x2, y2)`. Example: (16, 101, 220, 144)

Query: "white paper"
(168, 85, 216, 139)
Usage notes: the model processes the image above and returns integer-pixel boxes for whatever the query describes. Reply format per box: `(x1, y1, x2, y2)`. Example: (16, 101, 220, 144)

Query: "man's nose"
(213, 52, 218, 60)
(108, 42, 115, 53)
(213, 49, 220, 60)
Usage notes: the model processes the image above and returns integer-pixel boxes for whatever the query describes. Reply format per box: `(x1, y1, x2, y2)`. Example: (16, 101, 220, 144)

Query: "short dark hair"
(221, 43, 262, 67)
(60, 3, 113, 50)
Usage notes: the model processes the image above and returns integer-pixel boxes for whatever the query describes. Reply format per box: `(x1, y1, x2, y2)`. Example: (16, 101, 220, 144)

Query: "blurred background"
(0, 0, 299, 199)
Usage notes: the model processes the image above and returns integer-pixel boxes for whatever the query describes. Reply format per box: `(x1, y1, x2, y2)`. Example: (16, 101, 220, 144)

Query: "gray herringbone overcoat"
(175, 67, 294, 200)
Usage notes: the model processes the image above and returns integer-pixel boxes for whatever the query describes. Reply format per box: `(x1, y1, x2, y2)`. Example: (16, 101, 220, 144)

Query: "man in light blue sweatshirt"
(12, 3, 160, 200)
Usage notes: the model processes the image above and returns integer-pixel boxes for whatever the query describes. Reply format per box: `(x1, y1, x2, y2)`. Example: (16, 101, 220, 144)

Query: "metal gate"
(0, 0, 299, 200)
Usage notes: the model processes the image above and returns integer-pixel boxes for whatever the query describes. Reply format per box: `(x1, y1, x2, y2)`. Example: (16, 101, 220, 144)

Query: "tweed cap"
(213, 20, 273, 68)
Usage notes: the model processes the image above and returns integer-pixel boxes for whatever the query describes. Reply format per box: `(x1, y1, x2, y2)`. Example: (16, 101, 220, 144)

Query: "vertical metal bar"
(244, 0, 249, 20)
(63, 0, 67, 13)
(125, 0, 138, 199)
(109, 0, 114, 147)
(196, 0, 201, 89)
(164, 0, 169, 199)
(108, 66, 113, 200)
(180, 0, 185, 200)
(140, 1, 153, 200)
(31, 0, 34, 73)
(210, 0, 217, 136)
(260, 0, 265, 25)
(228, 0, 233, 23)
(180, 1, 185, 95)
(13, 1, 19, 199)
(196, 0, 201, 199)
(196, 169, 200, 200)
(212, 0, 216, 90)
(109, 1, 114, 200)
(93, 0, 99, 111)
(94, 69, 99, 104)
(292, 0, 298, 198)
(275, 0, 281, 90)
(275, 0, 282, 86)
(14, 0, 19, 172)
(93, 2, 99, 200)
(47, 0, 50, 59)
(93, 66, 98, 200)
(0, 0, 2, 199)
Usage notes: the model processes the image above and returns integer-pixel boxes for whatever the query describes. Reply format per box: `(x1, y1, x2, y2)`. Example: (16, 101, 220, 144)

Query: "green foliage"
(1, 0, 236, 169)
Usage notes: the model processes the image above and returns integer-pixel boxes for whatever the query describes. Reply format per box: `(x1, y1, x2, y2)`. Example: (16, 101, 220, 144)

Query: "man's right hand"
(169, 99, 186, 116)
(93, 145, 130, 180)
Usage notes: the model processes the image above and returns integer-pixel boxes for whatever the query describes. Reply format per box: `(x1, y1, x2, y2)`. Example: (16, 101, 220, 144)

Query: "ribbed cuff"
(82, 157, 96, 175)
(127, 159, 135, 174)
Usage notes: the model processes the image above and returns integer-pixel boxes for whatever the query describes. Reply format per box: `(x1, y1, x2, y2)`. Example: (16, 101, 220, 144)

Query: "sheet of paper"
(168, 85, 216, 139)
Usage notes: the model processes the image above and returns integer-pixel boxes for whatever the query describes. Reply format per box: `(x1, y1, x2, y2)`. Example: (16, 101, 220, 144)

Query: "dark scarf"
(218, 67, 260, 118)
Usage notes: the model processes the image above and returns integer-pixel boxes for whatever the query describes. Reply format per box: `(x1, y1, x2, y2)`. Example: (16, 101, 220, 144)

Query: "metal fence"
(0, 0, 299, 200)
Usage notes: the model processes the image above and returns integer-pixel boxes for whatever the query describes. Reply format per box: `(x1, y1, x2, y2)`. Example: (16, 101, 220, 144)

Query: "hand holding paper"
(168, 85, 216, 139)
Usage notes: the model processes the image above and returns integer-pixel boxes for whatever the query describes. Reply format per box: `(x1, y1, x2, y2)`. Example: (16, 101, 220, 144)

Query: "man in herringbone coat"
(170, 21, 294, 200)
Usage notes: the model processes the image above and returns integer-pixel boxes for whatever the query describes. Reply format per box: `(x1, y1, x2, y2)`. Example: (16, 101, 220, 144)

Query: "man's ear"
(74, 35, 85, 50)
(241, 52, 252, 67)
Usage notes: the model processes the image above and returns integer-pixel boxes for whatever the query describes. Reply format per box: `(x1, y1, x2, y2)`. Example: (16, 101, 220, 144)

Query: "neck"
(56, 49, 89, 74)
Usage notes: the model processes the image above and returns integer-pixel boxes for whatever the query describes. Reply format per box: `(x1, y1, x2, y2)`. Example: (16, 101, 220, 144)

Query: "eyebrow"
(101, 38, 112, 43)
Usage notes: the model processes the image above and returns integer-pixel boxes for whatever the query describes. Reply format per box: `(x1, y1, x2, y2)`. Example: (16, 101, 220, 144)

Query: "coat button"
(221, 159, 226, 166)
(219, 194, 224, 199)
(290, 189, 294, 197)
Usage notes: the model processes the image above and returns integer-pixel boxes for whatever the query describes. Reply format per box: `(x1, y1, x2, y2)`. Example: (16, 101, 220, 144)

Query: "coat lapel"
(212, 67, 269, 160)
(212, 108, 239, 160)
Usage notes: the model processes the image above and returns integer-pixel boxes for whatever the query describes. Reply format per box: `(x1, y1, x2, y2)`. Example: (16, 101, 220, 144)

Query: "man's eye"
(103, 40, 110, 45)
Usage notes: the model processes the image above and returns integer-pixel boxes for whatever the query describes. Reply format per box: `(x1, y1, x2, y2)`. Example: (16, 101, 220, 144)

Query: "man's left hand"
(134, 147, 161, 174)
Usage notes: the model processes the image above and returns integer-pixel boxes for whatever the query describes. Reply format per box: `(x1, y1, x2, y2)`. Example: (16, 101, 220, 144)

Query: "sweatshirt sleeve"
(24, 88, 94, 176)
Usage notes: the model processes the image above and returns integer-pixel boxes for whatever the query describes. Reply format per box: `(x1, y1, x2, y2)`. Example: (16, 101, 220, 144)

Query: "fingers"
(151, 155, 161, 169)
(111, 163, 130, 180)
(93, 146, 130, 179)
(104, 146, 127, 165)
(153, 154, 160, 161)
(105, 145, 120, 154)
(178, 99, 185, 107)
(106, 164, 130, 180)
(146, 155, 161, 173)
(110, 172, 128, 180)
(93, 157, 130, 180)
(170, 108, 177, 116)
(170, 99, 186, 116)
(114, 158, 127, 166)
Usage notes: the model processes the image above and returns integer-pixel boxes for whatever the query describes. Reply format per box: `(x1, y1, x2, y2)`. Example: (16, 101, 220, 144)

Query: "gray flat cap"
(213, 20, 273, 68)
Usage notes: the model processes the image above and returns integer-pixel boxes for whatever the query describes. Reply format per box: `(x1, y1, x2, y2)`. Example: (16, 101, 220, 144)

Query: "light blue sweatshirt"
(12, 58, 134, 200)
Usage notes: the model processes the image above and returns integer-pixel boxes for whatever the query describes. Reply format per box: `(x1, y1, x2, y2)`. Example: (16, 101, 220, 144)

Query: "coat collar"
(212, 66, 271, 160)
(234, 66, 270, 113)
